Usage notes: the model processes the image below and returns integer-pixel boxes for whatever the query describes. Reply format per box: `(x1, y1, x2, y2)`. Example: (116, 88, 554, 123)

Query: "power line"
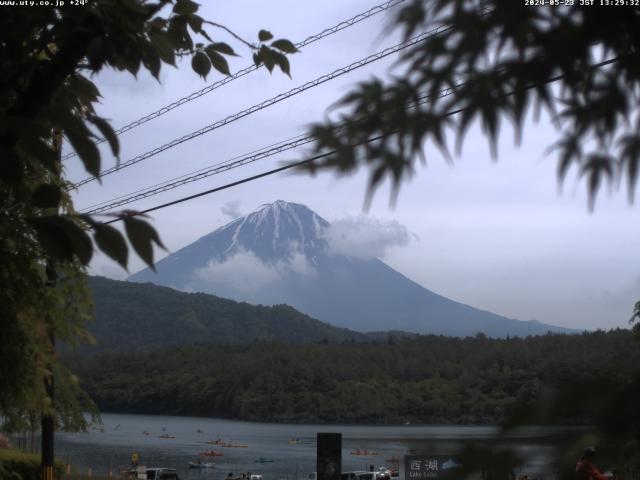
(81, 85, 459, 214)
(100, 55, 623, 224)
(102, 154, 323, 224)
(71, 25, 447, 190)
(80, 133, 311, 212)
(103, 137, 383, 225)
(82, 134, 314, 213)
(61, 0, 406, 162)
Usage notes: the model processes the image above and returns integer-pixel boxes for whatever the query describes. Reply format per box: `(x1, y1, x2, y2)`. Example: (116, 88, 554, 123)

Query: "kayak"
(350, 449, 379, 456)
(206, 439, 226, 445)
(189, 462, 215, 469)
(199, 450, 224, 457)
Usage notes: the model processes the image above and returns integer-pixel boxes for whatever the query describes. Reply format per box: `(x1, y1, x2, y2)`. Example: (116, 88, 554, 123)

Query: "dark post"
(317, 433, 342, 480)
(41, 130, 62, 480)
(41, 332, 55, 480)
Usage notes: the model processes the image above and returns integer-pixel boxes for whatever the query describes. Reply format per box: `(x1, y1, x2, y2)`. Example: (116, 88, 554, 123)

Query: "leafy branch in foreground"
(300, 1, 640, 472)
(303, 1, 640, 210)
(0, 0, 296, 428)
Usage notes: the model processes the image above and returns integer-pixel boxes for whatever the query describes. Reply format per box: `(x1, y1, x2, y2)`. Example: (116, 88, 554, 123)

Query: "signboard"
(401, 455, 462, 480)
(317, 433, 342, 480)
(135, 466, 147, 480)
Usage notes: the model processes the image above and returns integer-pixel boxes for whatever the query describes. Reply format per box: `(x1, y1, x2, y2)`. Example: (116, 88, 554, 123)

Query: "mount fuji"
(128, 200, 573, 337)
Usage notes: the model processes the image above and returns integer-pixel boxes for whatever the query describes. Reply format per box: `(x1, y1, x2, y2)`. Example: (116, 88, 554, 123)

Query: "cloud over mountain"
(129, 200, 575, 337)
(188, 248, 315, 294)
(324, 216, 411, 259)
(220, 200, 243, 220)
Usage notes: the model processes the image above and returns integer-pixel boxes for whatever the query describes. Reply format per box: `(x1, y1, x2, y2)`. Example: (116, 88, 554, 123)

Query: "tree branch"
(203, 21, 256, 50)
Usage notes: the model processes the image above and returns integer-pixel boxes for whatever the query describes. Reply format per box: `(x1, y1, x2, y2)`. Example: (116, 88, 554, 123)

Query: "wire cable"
(82, 134, 314, 213)
(103, 138, 384, 225)
(82, 85, 459, 214)
(61, 0, 406, 162)
(80, 133, 312, 212)
(70, 25, 448, 190)
(99, 55, 624, 224)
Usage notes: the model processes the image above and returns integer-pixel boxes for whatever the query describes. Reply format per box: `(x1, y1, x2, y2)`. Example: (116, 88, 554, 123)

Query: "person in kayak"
(576, 447, 609, 480)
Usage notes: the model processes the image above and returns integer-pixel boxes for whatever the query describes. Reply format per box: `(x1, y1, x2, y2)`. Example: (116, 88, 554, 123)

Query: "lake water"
(55, 413, 572, 480)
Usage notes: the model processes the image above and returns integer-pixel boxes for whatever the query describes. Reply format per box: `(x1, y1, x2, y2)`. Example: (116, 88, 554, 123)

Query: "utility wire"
(71, 25, 448, 190)
(82, 85, 459, 214)
(102, 155, 324, 224)
(100, 55, 623, 224)
(81, 10, 501, 210)
(81, 133, 312, 212)
(82, 134, 314, 213)
(103, 138, 383, 225)
(61, 0, 406, 163)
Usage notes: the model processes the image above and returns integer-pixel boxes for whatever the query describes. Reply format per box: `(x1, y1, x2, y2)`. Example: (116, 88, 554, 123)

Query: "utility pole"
(41, 129, 62, 480)
(41, 310, 55, 480)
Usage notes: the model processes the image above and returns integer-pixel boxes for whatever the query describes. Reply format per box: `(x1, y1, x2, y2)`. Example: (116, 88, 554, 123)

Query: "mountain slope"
(129, 200, 574, 337)
(86, 276, 368, 352)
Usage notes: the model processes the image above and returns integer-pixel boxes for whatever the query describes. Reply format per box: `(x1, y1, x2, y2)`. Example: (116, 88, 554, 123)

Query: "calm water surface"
(55, 413, 570, 480)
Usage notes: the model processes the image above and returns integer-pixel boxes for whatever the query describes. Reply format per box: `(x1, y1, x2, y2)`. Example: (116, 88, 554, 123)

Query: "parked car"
(354, 472, 390, 480)
(309, 471, 386, 480)
(128, 467, 180, 480)
(343, 471, 370, 480)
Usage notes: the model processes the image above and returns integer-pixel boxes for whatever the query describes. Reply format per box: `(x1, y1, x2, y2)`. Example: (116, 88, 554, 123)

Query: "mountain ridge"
(85, 275, 371, 352)
(129, 200, 576, 337)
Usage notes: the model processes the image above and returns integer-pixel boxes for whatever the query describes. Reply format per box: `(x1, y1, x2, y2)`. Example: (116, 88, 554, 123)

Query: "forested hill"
(86, 276, 369, 352)
(66, 329, 639, 424)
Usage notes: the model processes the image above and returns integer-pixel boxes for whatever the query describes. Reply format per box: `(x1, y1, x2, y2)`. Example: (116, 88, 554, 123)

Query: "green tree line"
(65, 329, 639, 425)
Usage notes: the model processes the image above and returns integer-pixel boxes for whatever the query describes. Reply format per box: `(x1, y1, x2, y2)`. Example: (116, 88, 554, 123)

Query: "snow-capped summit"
(129, 200, 327, 289)
(128, 200, 574, 337)
(216, 200, 328, 262)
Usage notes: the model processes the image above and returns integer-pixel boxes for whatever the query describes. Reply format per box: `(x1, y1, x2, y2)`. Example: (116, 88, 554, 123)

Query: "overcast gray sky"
(67, 0, 639, 331)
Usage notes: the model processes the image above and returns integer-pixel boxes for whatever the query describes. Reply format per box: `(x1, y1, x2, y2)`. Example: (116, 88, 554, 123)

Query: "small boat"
(159, 434, 176, 439)
(142, 431, 150, 436)
(196, 429, 204, 434)
(350, 449, 380, 456)
(206, 439, 225, 445)
(288, 438, 301, 444)
(226, 443, 249, 448)
(199, 450, 224, 457)
(189, 461, 215, 469)
(255, 457, 274, 463)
